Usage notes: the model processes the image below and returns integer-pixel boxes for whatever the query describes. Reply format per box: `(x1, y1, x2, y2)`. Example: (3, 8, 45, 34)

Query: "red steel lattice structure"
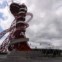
(0, 3, 33, 53)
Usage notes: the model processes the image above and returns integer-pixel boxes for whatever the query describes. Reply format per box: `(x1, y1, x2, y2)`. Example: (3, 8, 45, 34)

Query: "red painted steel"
(0, 3, 33, 52)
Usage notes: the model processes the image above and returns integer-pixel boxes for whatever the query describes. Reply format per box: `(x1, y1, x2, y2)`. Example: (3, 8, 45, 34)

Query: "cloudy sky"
(0, 0, 62, 49)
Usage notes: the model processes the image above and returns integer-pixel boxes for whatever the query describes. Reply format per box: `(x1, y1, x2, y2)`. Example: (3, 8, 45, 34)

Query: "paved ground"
(0, 50, 62, 62)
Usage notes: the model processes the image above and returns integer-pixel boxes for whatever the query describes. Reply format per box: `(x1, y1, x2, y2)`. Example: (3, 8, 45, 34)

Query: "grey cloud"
(25, 0, 62, 49)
